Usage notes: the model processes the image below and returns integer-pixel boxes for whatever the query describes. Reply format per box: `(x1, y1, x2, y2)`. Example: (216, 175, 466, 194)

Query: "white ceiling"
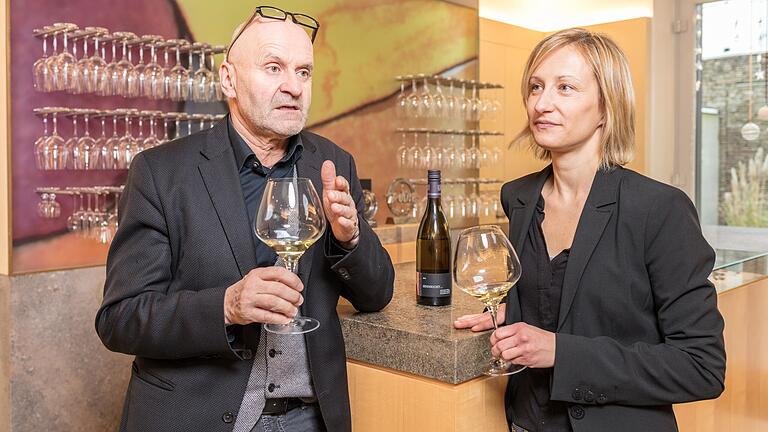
(479, 0, 654, 31)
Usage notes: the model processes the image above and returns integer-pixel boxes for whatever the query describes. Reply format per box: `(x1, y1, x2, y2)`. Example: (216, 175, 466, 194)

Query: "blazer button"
(222, 412, 235, 423)
(597, 394, 607, 404)
(570, 405, 585, 420)
(584, 390, 595, 403)
(268, 383, 276, 392)
(338, 268, 351, 280)
(269, 349, 277, 358)
(571, 388, 583, 401)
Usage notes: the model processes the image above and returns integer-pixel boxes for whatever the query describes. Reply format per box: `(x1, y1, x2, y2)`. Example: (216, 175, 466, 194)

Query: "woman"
(454, 28, 725, 432)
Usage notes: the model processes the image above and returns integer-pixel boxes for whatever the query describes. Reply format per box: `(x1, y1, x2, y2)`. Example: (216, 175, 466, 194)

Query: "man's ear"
(219, 61, 237, 99)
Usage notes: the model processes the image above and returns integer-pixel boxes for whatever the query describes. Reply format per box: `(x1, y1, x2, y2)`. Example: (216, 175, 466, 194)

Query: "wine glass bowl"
(453, 225, 525, 376)
(254, 177, 326, 334)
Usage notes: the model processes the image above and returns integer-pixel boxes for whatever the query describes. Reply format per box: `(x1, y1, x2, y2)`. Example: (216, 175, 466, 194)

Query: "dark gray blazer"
(95, 119, 395, 432)
(501, 165, 725, 432)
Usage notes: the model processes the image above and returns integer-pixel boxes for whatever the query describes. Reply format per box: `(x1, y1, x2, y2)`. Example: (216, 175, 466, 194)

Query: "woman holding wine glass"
(454, 28, 725, 432)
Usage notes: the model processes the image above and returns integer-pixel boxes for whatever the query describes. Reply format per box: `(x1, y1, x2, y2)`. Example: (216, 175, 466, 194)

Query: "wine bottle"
(416, 170, 451, 306)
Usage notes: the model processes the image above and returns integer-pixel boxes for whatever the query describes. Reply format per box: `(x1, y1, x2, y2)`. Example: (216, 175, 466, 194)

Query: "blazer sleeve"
(550, 188, 726, 406)
(95, 153, 240, 360)
(324, 153, 395, 312)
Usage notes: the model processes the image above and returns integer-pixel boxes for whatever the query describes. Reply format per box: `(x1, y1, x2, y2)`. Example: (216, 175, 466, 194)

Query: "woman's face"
(526, 45, 604, 158)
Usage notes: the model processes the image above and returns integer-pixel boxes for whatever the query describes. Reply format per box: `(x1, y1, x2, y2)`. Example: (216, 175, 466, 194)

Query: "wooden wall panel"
(1, 0, 9, 276)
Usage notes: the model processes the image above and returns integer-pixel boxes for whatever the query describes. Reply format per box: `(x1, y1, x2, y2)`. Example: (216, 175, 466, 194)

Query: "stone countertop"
(371, 223, 419, 245)
(337, 262, 493, 384)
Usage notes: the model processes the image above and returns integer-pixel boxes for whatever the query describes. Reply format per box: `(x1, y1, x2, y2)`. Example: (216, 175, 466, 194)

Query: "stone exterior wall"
(701, 54, 768, 224)
(0, 267, 130, 432)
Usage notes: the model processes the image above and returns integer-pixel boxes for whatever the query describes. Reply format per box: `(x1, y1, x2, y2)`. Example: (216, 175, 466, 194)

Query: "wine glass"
(192, 43, 214, 102)
(419, 76, 433, 118)
(141, 35, 165, 98)
(395, 80, 408, 119)
(54, 23, 78, 92)
(63, 110, 80, 169)
(254, 178, 326, 334)
(45, 110, 67, 171)
(105, 111, 123, 170)
(33, 112, 50, 170)
(406, 78, 420, 119)
(141, 111, 161, 149)
(33, 33, 51, 91)
(432, 77, 446, 119)
(118, 110, 137, 168)
(167, 39, 189, 101)
(112, 32, 137, 96)
(76, 109, 98, 170)
(453, 225, 525, 376)
(209, 45, 226, 101)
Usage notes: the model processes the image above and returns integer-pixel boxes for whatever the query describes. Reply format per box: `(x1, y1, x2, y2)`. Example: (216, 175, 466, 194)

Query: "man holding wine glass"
(96, 6, 394, 432)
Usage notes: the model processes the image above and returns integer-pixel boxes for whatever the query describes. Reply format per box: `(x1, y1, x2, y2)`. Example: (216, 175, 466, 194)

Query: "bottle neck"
(427, 179, 441, 199)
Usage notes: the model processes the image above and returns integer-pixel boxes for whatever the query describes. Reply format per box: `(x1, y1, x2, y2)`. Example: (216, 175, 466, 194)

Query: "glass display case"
(711, 249, 768, 292)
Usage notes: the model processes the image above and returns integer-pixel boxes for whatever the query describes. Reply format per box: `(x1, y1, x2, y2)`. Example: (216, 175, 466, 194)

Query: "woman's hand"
(453, 304, 506, 332)
(490, 322, 556, 368)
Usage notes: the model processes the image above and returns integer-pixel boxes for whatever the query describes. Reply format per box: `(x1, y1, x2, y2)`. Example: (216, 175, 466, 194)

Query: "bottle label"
(417, 272, 452, 298)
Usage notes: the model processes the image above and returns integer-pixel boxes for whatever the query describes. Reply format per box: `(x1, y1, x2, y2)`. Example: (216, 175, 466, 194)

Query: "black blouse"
(510, 195, 572, 432)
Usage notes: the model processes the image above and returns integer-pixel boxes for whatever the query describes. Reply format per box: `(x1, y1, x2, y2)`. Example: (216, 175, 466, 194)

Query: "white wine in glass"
(454, 225, 525, 376)
(255, 177, 326, 334)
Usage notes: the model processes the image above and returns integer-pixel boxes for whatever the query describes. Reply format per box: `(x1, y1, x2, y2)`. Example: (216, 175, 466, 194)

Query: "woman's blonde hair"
(513, 28, 635, 168)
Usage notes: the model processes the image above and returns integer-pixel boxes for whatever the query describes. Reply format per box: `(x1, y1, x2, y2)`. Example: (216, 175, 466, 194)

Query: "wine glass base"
(265, 316, 320, 335)
(484, 361, 527, 377)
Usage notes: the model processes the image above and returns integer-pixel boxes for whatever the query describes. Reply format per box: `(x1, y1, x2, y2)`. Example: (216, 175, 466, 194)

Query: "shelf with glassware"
(35, 186, 124, 244)
(32, 22, 226, 102)
(388, 75, 506, 226)
(33, 107, 224, 171)
(30, 22, 229, 246)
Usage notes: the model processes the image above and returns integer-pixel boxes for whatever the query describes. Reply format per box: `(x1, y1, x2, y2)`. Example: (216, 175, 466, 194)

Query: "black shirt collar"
(227, 116, 303, 172)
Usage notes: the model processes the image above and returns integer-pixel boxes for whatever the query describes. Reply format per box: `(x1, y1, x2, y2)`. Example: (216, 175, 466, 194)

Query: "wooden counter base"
(673, 276, 768, 432)
(347, 360, 509, 431)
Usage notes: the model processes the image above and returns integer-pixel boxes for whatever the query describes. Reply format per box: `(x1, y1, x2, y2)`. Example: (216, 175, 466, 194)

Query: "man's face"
(223, 19, 313, 138)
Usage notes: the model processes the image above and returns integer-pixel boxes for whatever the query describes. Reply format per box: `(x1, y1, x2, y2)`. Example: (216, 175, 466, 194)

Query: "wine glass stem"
(488, 304, 499, 331)
(486, 303, 508, 369)
(283, 258, 299, 274)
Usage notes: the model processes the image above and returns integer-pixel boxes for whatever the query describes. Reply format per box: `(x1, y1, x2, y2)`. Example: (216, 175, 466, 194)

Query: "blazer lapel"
(295, 132, 324, 315)
(505, 165, 551, 325)
(556, 167, 621, 330)
(198, 120, 257, 277)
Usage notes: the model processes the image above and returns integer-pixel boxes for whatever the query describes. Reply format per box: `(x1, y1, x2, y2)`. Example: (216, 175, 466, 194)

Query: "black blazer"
(95, 120, 395, 432)
(501, 165, 725, 432)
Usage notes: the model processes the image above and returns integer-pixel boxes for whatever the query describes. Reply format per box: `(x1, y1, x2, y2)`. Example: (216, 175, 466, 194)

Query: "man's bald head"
(227, 17, 313, 65)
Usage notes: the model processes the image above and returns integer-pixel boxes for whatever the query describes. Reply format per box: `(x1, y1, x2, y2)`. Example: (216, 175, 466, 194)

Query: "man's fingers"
(334, 175, 350, 193)
(326, 190, 354, 207)
(321, 160, 337, 191)
(330, 203, 357, 221)
(252, 293, 299, 318)
(251, 309, 293, 325)
(249, 266, 304, 292)
(246, 280, 303, 306)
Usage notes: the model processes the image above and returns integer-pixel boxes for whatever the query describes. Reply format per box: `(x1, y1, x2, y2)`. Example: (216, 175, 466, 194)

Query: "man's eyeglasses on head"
(227, 5, 319, 61)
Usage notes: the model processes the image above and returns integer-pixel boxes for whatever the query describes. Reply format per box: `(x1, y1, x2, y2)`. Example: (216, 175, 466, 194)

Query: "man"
(95, 7, 394, 432)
